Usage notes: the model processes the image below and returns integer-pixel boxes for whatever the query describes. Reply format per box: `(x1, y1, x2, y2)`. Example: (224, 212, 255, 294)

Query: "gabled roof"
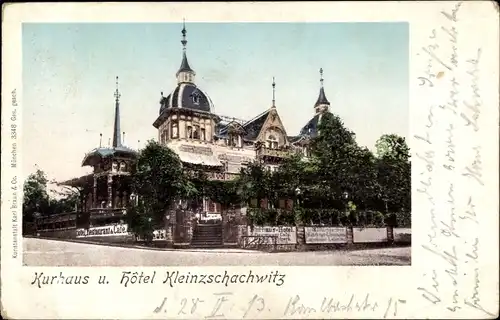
(299, 114, 321, 138)
(241, 109, 271, 141)
(219, 121, 246, 136)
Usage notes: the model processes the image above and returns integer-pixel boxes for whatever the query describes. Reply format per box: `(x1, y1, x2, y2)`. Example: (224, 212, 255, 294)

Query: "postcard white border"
(2, 2, 499, 319)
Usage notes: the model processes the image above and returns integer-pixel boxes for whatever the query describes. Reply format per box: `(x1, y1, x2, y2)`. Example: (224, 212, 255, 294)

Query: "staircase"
(191, 223, 223, 248)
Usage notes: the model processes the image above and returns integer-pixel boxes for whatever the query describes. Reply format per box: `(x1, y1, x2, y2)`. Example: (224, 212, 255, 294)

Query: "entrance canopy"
(168, 143, 222, 167)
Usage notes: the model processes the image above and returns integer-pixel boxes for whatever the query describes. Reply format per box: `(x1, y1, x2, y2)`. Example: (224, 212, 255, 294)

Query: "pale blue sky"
(22, 22, 408, 181)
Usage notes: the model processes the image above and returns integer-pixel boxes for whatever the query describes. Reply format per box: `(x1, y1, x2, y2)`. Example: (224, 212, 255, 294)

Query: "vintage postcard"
(1, 1, 499, 319)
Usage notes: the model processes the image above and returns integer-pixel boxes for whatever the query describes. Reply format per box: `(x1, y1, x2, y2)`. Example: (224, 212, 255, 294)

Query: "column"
(123, 191, 128, 207)
(107, 174, 113, 208)
(93, 176, 97, 208)
(203, 197, 208, 212)
(238, 135, 242, 148)
(165, 209, 175, 247)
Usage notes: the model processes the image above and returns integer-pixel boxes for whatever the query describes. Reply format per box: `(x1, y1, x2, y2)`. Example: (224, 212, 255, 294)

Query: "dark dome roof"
(159, 83, 212, 114)
(300, 114, 321, 137)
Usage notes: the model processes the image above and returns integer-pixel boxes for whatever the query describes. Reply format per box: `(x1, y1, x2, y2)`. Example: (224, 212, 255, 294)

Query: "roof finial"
(114, 76, 121, 102)
(176, 19, 195, 81)
(112, 76, 122, 148)
(181, 18, 187, 51)
(99, 133, 102, 148)
(272, 77, 276, 108)
(319, 68, 324, 88)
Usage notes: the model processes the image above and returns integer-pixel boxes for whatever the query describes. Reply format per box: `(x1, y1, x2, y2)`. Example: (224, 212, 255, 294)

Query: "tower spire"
(271, 77, 276, 108)
(176, 19, 195, 83)
(314, 68, 330, 114)
(112, 76, 122, 148)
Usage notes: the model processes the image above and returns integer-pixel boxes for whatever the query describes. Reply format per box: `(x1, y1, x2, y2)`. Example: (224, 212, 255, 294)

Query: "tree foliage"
(235, 112, 411, 227)
(375, 134, 410, 162)
(23, 169, 50, 223)
(129, 140, 193, 231)
(375, 135, 411, 221)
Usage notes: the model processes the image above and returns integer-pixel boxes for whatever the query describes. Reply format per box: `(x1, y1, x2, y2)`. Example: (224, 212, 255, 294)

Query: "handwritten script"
(151, 293, 405, 319)
(415, 1, 495, 317)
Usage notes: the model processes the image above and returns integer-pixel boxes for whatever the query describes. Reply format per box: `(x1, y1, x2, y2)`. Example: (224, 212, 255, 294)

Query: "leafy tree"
(375, 134, 410, 162)
(128, 140, 194, 235)
(375, 134, 411, 225)
(309, 112, 374, 208)
(235, 160, 273, 207)
(203, 179, 241, 211)
(23, 169, 50, 225)
(49, 193, 79, 214)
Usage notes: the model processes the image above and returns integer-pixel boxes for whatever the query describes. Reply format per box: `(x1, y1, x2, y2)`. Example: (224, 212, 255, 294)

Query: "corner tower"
(153, 21, 217, 146)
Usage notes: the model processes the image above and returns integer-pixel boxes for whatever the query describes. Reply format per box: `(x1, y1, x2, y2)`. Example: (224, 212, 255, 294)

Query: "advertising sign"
(353, 227, 388, 243)
(76, 224, 129, 238)
(305, 227, 348, 244)
(247, 226, 297, 244)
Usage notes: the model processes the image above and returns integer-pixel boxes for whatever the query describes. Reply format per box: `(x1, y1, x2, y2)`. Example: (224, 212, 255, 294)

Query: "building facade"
(36, 23, 332, 233)
(152, 23, 331, 213)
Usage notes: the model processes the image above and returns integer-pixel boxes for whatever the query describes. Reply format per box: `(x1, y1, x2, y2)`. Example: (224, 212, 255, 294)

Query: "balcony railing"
(89, 208, 126, 219)
(257, 147, 293, 158)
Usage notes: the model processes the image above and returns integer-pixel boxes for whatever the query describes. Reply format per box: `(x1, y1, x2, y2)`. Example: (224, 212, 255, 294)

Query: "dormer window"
(191, 91, 201, 104)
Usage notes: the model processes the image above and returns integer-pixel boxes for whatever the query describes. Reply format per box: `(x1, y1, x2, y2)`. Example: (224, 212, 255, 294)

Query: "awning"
(168, 144, 222, 167)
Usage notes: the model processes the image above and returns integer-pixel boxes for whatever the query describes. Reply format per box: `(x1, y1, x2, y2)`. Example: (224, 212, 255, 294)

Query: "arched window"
(193, 125, 200, 140)
(119, 161, 126, 172)
(266, 135, 278, 149)
(171, 122, 179, 138)
(112, 162, 118, 172)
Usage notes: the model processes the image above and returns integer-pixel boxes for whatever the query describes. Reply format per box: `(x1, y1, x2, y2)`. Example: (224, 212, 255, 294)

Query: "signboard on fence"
(136, 229, 167, 242)
(393, 228, 411, 243)
(247, 226, 297, 244)
(352, 227, 388, 243)
(200, 213, 222, 221)
(76, 224, 129, 238)
(305, 227, 347, 244)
